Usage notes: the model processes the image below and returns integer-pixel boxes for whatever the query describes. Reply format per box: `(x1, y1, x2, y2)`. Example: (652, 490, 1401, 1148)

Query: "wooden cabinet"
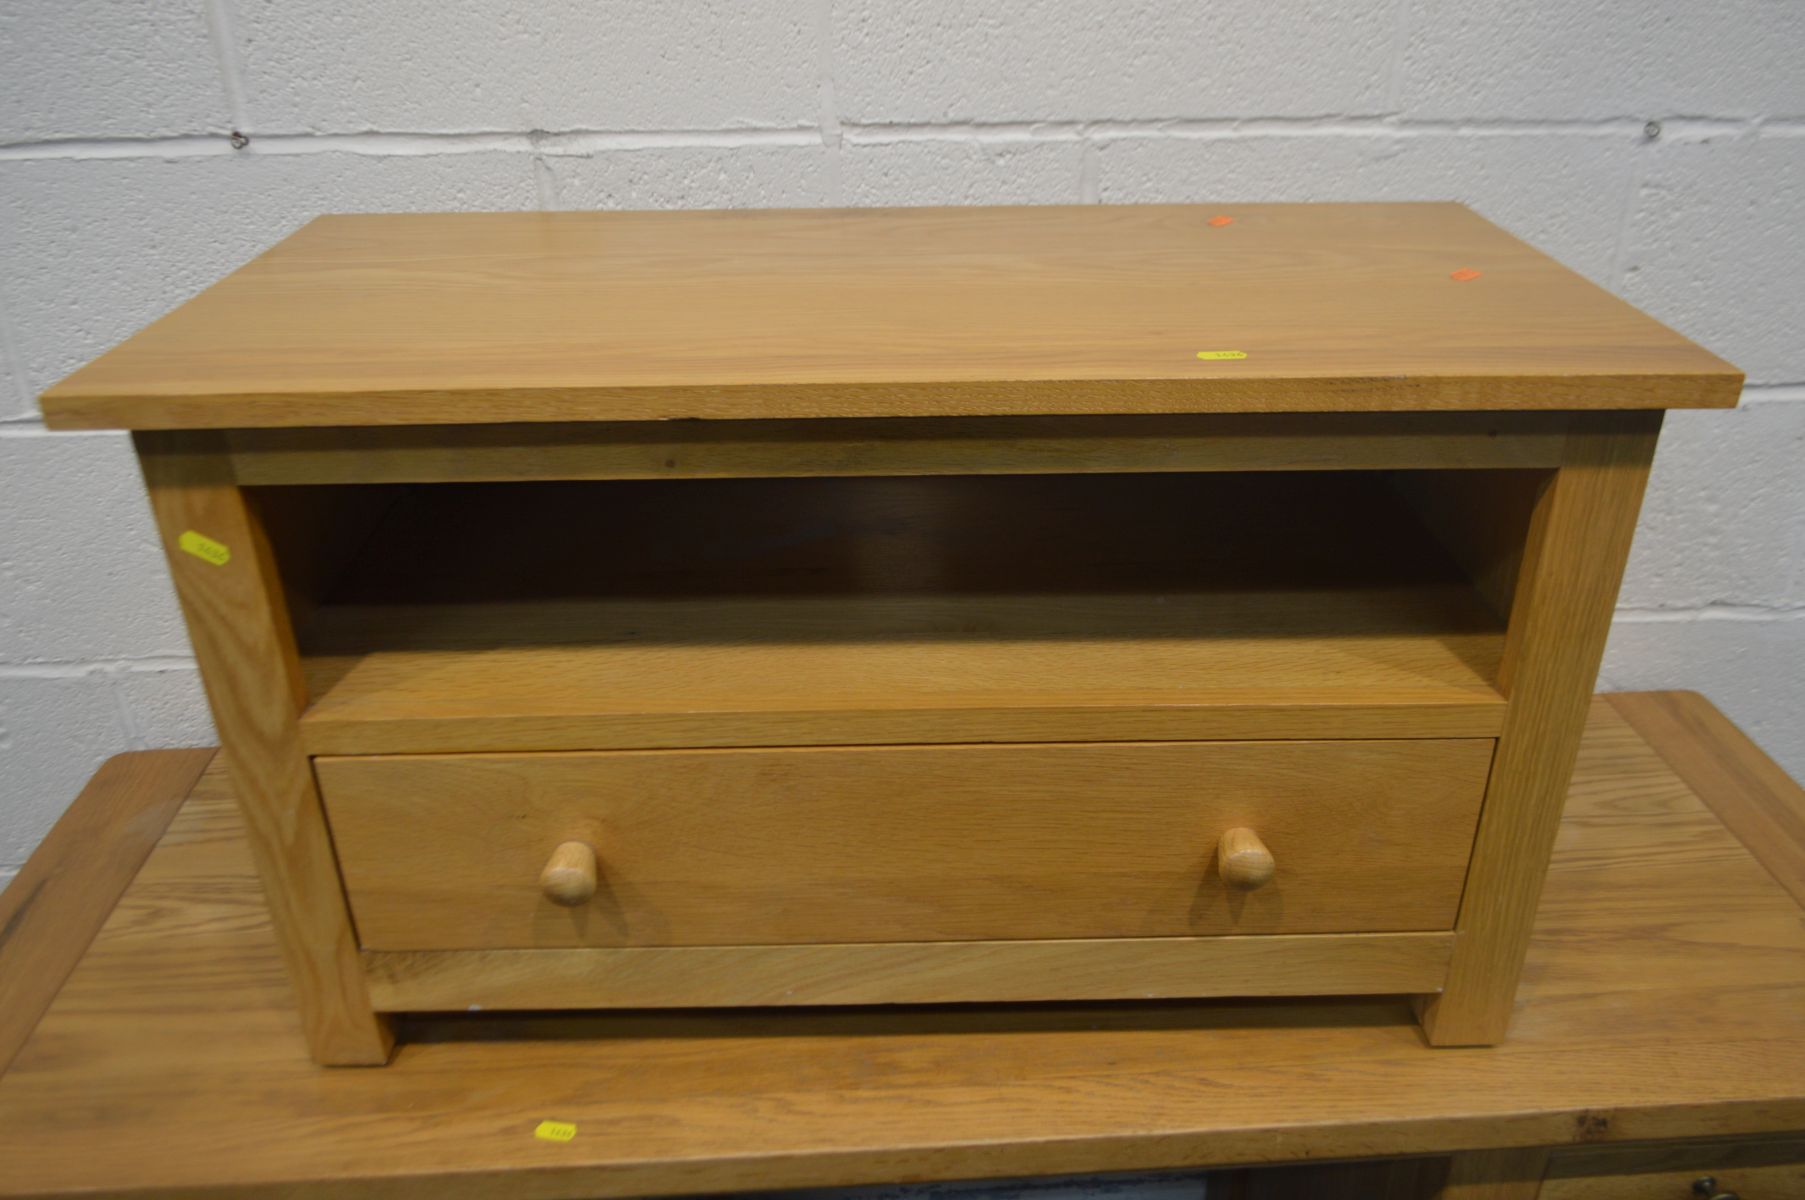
(39, 203, 1740, 1063)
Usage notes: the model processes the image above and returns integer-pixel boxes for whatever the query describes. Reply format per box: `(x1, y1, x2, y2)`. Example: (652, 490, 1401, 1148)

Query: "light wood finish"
(41, 204, 1740, 431)
(1226, 1145, 1551, 1197)
(225, 412, 1575, 485)
(133, 431, 392, 1066)
(250, 484, 401, 633)
(1607, 690, 1805, 907)
(302, 596, 1507, 751)
(0, 749, 213, 1073)
(1420, 413, 1660, 1046)
(1442, 1146, 1553, 1198)
(364, 933, 1457, 1011)
(25, 201, 1746, 1079)
(296, 473, 1508, 753)
(5, 698, 1805, 1198)
(1541, 1138, 1805, 1199)
(318, 739, 1490, 950)
(1391, 469, 1547, 622)
(1217, 827, 1277, 889)
(537, 842, 597, 908)
(1543, 1163, 1805, 1198)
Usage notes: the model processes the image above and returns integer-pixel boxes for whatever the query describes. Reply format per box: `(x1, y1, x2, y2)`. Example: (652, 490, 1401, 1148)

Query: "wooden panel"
(1541, 1137, 1805, 1199)
(41, 204, 1740, 430)
(1542, 1161, 1805, 1199)
(1418, 413, 1661, 1046)
(318, 739, 1492, 950)
(1607, 690, 1805, 907)
(247, 484, 401, 633)
(133, 431, 392, 1066)
(0, 749, 212, 1073)
(1221, 1157, 1450, 1200)
(7, 701, 1805, 1196)
(1390, 469, 1547, 621)
(226, 413, 1574, 485)
(1441, 1146, 1551, 1198)
(362, 932, 1457, 1010)
(300, 592, 1507, 752)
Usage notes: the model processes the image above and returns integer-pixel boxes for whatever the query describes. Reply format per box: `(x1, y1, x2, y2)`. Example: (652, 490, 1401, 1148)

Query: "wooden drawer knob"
(539, 841, 597, 906)
(1218, 827, 1275, 889)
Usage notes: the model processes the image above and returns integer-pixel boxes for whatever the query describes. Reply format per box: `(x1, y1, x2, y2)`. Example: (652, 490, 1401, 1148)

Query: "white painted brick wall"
(2, 2, 1801, 899)
(235, 1, 821, 134)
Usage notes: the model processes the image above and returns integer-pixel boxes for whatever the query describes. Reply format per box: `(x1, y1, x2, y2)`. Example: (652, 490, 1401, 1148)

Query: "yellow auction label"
(1195, 350, 1248, 360)
(534, 1121, 577, 1143)
(177, 530, 231, 567)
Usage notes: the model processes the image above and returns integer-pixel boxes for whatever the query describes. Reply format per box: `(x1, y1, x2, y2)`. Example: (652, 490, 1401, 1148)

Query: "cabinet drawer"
(317, 739, 1492, 951)
(1542, 1137, 1805, 1199)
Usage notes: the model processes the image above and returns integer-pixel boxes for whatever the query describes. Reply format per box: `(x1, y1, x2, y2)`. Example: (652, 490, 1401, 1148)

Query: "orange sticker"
(1450, 267, 1482, 282)
(1207, 215, 1234, 227)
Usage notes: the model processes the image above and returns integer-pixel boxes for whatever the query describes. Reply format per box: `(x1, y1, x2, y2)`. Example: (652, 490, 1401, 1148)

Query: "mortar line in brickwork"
(813, 0, 842, 151)
(1614, 605, 1805, 624)
(202, 0, 249, 130)
(840, 115, 1763, 140)
(1608, 147, 1644, 286)
(1381, 0, 1409, 113)
(102, 669, 146, 747)
(0, 659, 201, 680)
(0, 300, 29, 415)
(1077, 140, 1101, 203)
(0, 128, 822, 161)
(1742, 383, 1805, 404)
(0, 423, 119, 438)
(4, 114, 1789, 162)
(529, 153, 559, 211)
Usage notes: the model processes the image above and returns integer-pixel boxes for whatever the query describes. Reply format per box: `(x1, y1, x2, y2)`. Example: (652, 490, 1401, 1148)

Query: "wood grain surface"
(1419, 414, 1659, 1046)
(364, 933, 1456, 1012)
(318, 739, 1490, 949)
(1439, 1146, 1552, 1199)
(3, 697, 1803, 1198)
(135, 432, 392, 1065)
(1607, 690, 1805, 907)
(0, 749, 212, 1073)
(1540, 1136, 1805, 1199)
(300, 591, 1508, 752)
(41, 204, 1740, 430)
(224, 412, 1576, 485)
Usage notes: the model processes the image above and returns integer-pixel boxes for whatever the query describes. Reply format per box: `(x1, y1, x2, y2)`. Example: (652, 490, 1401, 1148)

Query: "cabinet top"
(41, 203, 1740, 430)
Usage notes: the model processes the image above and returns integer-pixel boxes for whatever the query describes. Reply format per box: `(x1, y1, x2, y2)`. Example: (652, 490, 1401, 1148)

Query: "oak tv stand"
(40, 203, 1741, 1064)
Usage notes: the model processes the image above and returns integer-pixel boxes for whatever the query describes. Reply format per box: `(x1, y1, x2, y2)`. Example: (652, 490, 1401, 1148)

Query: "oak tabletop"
(0, 692, 1800, 1198)
(40, 204, 1740, 431)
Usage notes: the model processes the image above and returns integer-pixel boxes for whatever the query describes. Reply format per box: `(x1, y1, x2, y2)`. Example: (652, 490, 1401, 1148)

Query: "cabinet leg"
(137, 431, 394, 1066)
(1419, 414, 1659, 1047)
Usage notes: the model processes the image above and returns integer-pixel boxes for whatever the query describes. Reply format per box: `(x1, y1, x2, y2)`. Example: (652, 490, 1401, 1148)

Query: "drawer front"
(1542, 1163, 1805, 1199)
(317, 739, 1492, 951)
(1542, 1139, 1805, 1200)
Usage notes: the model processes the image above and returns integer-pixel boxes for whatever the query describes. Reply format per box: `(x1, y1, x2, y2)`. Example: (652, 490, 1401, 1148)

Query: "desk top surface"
(1, 692, 1802, 1198)
(40, 203, 1741, 431)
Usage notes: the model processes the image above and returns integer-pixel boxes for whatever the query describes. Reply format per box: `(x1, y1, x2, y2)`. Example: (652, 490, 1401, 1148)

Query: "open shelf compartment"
(281, 472, 1512, 754)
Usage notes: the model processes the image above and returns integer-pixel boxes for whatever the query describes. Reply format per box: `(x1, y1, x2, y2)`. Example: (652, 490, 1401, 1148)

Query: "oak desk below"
(1, 691, 1801, 1199)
